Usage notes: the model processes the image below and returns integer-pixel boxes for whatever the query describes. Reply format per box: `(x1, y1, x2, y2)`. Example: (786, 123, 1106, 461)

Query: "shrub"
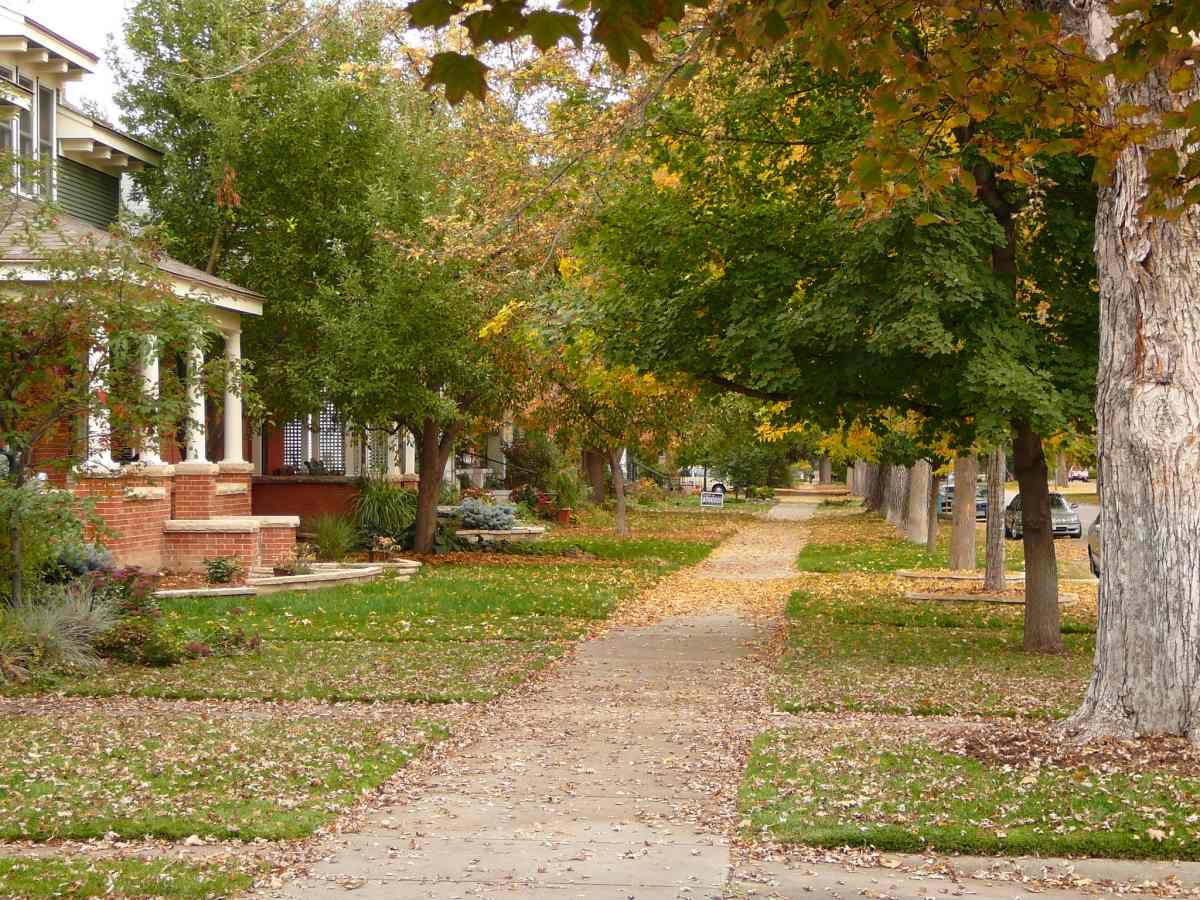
(91, 567, 157, 617)
(503, 433, 559, 490)
(439, 482, 461, 505)
(353, 478, 417, 544)
(631, 478, 668, 503)
(94, 616, 181, 667)
(459, 498, 516, 530)
(400, 519, 465, 554)
(49, 543, 116, 582)
(204, 556, 243, 584)
(552, 470, 585, 510)
(4, 586, 117, 671)
(310, 515, 356, 561)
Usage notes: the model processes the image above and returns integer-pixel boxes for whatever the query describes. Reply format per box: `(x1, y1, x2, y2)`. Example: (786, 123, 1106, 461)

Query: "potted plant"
(368, 535, 397, 562)
(273, 545, 315, 577)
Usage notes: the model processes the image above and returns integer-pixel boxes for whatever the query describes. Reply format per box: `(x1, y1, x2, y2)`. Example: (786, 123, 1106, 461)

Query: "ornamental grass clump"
(311, 515, 357, 562)
(354, 478, 417, 545)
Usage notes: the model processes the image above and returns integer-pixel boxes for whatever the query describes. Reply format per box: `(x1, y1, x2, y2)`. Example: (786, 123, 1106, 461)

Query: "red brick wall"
(252, 478, 359, 523)
(173, 471, 217, 519)
(164, 529, 258, 573)
(215, 472, 253, 517)
(73, 475, 170, 571)
(259, 525, 297, 566)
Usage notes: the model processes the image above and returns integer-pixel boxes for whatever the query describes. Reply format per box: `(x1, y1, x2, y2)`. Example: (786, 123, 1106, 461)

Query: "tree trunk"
(984, 446, 1007, 592)
(1013, 421, 1062, 652)
(867, 463, 887, 512)
(906, 460, 930, 544)
(892, 465, 907, 528)
(7, 459, 22, 606)
(412, 417, 458, 555)
(608, 447, 628, 535)
(949, 455, 978, 570)
(1068, 0, 1200, 738)
(926, 473, 941, 553)
(1055, 451, 1069, 488)
(819, 455, 832, 484)
(582, 449, 606, 504)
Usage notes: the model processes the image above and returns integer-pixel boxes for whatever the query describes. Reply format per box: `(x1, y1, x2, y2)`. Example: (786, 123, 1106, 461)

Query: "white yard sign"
(700, 491, 725, 509)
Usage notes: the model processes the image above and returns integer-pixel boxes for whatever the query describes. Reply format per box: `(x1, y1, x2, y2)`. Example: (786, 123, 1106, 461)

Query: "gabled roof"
(0, 200, 263, 317)
(0, 6, 96, 80)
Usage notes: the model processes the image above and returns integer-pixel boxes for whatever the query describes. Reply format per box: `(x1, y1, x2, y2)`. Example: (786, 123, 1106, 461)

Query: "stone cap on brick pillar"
(218, 461, 255, 474)
(255, 515, 300, 528)
(174, 461, 220, 476)
(163, 517, 261, 533)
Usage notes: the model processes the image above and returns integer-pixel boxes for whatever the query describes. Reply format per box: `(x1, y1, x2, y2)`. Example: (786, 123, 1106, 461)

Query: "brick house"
(2, 6, 297, 573)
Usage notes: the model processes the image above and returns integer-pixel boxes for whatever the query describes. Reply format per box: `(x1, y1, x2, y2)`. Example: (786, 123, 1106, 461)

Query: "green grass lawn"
(774, 589, 1093, 718)
(0, 857, 255, 898)
(0, 708, 442, 841)
(742, 724, 1200, 860)
(796, 512, 1026, 573)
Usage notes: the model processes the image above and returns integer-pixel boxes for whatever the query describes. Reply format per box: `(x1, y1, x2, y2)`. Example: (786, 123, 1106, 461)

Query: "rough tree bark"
(582, 449, 606, 504)
(889, 464, 908, 529)
(926, 472, 941, 553)
(608, 447, 629, 536)
(862, 462, 878, 505)
(1013, 422, 1062, 652)
(413, 418, 459, 555)
(848, 461, 858, 495)
(819, 455, 832, 484)
(906, 460, 930, 545)
(1068, 0, 1200, 738)
(984, 447, 1007, 592)
(867, 463, 886, 512)
(949, 455, 978, 570)
(1055, 451, 1069, 488)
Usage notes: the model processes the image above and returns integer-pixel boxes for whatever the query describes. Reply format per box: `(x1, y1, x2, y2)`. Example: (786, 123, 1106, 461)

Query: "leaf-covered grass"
(796, 512, 1026, 573)
(70, 639, 565, 703)
(0, 709, 444, 841)
(742, 724, 1200, 860)
(0, 857, 255, 898)
(775, 588, 1092, 718)
(0, 514, 724, 865)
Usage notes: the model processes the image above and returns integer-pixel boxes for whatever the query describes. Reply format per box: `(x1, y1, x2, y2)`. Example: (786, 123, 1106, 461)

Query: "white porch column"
(250, 424, 264, 474)
(307, 413, 320, 466)
(186, 338, 207, 463)
(222, 331, 244, 464)
(344, 427, 361, 477)
(138, 336, 163, 465)
(386, 433, 402, 479)
(81, 333, 116, 472)
(402, 431, 416, 475)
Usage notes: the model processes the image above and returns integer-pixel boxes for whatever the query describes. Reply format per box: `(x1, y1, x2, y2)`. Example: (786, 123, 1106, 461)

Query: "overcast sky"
(19, 0, 129, 121)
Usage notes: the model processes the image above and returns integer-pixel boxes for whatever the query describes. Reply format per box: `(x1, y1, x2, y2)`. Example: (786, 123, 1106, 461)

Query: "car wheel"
(710, 483, 725, 494)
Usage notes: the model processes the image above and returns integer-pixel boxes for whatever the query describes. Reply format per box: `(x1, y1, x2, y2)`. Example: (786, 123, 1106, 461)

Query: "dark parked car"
(1088, 517, 1101, 576)
(1005, 492, 1082, 539)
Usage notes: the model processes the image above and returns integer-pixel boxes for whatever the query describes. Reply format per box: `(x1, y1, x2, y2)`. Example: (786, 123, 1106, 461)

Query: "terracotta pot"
(556, 507, 573, 525)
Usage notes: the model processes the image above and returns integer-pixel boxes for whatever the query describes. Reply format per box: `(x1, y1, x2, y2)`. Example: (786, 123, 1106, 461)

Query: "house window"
(17, 103, 32, 193)
(367, 431, 389, 474)
(37, 86, 53, 196)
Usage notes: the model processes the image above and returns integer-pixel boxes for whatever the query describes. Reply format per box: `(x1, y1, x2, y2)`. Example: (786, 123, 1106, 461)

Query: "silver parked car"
(1005, 492, 1082, 539)
(1088, 517, 1101, 576)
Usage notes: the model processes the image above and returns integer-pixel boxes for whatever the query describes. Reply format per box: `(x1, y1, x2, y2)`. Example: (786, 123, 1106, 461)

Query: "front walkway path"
(269, 501, 813, 898)
(266, 497, 1200, 899)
